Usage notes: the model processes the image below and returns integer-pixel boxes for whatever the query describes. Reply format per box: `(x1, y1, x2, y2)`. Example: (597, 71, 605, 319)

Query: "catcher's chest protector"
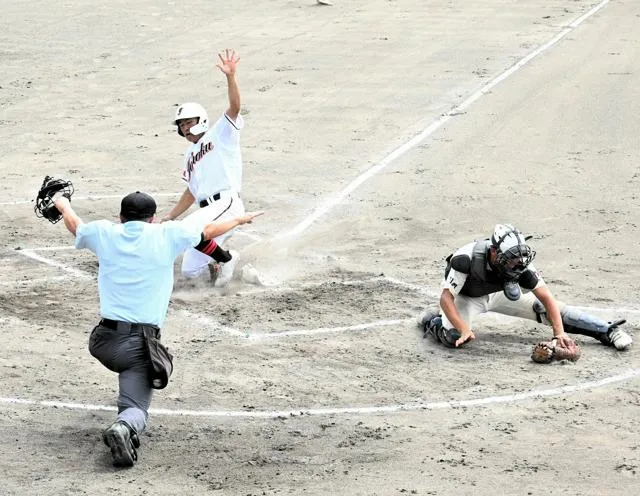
(460, 240, 504, 297)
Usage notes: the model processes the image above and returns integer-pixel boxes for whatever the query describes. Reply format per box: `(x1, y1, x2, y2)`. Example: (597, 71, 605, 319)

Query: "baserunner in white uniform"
(162, 49, 245, 287)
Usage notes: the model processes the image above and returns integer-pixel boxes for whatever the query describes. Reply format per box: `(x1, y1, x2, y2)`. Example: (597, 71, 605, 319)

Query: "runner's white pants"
(180, 190, 245, 278)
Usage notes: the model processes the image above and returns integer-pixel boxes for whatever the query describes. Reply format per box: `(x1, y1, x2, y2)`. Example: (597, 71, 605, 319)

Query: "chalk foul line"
(279, 0, 611, 239)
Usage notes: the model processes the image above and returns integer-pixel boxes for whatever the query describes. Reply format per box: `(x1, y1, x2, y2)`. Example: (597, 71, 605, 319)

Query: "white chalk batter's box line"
(1, 253, 429, 338)
(175, 307, 415, 340)
(6, 248, 425, 338)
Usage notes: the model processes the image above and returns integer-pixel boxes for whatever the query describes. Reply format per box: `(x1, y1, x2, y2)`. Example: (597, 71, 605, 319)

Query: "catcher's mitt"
(34, 176, 74, 224)
(531, 338, 581, 364)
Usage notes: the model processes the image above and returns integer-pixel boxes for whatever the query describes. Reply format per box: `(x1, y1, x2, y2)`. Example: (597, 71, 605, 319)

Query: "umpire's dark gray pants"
(89, 323, 152, 435)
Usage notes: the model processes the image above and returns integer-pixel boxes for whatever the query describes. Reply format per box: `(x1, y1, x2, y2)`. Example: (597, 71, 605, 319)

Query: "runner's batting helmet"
(173, 102, 209, 136)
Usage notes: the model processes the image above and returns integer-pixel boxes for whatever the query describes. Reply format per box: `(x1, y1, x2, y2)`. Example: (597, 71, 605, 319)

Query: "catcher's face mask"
(34, 176, 75, 224)
(490, 224, 536, 280)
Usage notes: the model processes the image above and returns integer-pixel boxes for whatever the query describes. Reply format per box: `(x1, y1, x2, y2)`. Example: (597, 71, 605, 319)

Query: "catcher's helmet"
(173, 102, 209, 136)
(490, 223, 536, 279)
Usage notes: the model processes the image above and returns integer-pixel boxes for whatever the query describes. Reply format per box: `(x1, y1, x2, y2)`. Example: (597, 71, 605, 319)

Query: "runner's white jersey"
(181, 112, 244, 202)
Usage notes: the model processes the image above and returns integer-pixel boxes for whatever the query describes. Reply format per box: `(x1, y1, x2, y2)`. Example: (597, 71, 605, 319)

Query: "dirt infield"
(1, 1, 639, 495)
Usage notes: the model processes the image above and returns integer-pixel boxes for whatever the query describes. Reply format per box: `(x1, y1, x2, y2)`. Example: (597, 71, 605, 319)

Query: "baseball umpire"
(417, 223, 632, 359)
(35, 176, 262, 467)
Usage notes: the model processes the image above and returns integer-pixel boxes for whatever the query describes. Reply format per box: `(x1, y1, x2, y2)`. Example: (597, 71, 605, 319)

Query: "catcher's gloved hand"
(531, 337, 581, 364)
(34, 176, 74, 224)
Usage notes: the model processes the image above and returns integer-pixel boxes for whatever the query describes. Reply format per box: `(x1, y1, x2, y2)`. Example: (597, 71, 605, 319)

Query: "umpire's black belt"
(100, 318, 159, 337)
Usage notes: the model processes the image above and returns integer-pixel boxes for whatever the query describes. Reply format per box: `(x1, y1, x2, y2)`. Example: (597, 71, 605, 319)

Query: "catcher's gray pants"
(89, 322, 153, 435)
(441, 291, 565, 331)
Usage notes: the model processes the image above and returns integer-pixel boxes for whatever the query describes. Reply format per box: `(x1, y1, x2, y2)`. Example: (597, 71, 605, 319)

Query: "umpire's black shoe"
(102, 421, 138, 467)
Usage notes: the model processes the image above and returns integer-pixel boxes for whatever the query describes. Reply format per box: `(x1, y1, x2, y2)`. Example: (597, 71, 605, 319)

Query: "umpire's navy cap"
(120, 191, 157, 221)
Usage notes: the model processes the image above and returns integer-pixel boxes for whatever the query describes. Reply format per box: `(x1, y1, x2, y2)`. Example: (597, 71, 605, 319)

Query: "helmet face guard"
(491, 224, 536, 280)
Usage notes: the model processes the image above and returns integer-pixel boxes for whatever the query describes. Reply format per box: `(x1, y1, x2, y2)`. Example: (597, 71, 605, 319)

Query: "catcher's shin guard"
(534, 302, 608, 339)
(561, 306, 609, 336)
(560, 306, 631, 349)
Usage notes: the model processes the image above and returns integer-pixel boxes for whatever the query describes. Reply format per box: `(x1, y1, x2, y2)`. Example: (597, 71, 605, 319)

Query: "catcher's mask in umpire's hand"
(34, 176, 74, 224)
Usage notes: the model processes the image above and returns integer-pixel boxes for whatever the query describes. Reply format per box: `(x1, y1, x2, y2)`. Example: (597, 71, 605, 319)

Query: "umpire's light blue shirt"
(76, 220, 201, 327)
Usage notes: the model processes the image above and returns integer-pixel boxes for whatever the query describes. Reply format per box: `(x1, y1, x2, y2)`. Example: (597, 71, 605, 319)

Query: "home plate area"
(170, 272, 426, 336)
(163, 270, 624, 413)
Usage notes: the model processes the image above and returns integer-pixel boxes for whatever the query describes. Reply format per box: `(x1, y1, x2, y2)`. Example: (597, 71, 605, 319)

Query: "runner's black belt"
(199, 191, 240, 208)
(199, 193, 221, 207)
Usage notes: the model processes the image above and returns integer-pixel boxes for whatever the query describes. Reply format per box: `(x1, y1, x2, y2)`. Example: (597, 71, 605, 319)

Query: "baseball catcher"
(417, 223, 633, 363)
(34, 175, 74, 224)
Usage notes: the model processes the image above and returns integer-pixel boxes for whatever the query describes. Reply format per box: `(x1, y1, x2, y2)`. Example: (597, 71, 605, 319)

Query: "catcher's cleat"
(420, 314, 459, 346)
(601, 320, 632, 350)
(102, 421, 138, 467)
(214, 250, 239, 287)
(607, 329, 633, 350)
(417, 308, 440, 333)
